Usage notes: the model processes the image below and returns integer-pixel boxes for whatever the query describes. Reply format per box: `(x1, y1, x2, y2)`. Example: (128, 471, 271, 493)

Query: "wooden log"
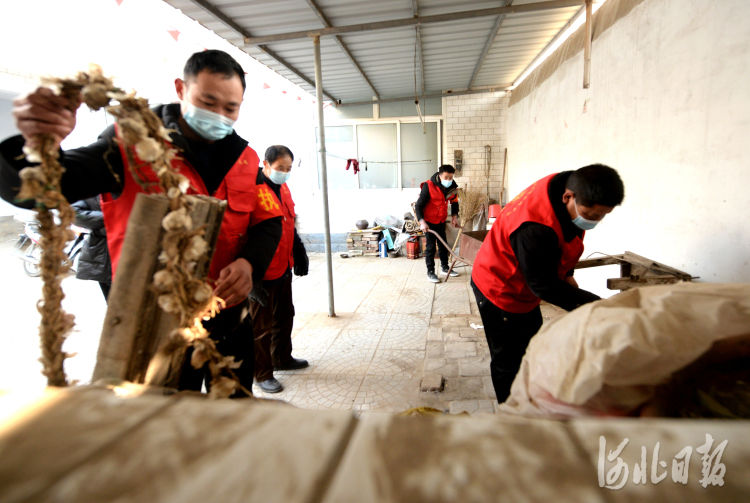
(92, 194, 226, 387)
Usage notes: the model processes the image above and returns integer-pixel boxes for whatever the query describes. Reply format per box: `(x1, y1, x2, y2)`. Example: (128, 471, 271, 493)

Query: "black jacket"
(414, 172, 459, 222)
(0, 104, 281, 283)
(72, 197, 111, 284)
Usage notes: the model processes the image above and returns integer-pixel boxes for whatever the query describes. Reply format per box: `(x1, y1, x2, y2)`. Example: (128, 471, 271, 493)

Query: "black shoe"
(275, 357, 309, 371)
(258, 378, 283, 393)
(427, 272, 440, 283)
(442, 267, 459, 277)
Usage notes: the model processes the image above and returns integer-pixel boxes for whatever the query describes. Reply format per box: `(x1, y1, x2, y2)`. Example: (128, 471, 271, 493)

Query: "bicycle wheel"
(23, 243, 41, 277)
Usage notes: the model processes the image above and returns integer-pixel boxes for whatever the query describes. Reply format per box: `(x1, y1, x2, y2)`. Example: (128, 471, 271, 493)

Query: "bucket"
(488, 204, 502, 219)
(406, 237, 420, 259)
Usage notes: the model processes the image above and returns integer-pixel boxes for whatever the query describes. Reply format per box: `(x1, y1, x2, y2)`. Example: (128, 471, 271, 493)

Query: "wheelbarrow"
(426, 228, 488, 282)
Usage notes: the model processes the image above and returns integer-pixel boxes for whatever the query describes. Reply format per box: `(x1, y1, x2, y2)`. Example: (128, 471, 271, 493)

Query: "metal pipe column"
(312, 35, 336, 317)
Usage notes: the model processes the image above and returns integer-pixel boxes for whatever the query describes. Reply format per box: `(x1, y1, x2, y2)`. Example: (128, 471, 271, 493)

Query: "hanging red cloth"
(345, 158, 360, 174)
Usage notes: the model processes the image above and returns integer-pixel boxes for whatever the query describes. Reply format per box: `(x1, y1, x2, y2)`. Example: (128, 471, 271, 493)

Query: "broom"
(452, 187, 488, 251)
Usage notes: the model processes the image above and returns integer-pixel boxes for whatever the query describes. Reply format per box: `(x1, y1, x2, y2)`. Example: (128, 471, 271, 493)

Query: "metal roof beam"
(186, 0, 339, 102)
(412, 0, 425, 96)
(467, 0, 513, 90)
(244, 0, 583, 45)
(304, 0, 380, 99)
(338, 86, 510, 107)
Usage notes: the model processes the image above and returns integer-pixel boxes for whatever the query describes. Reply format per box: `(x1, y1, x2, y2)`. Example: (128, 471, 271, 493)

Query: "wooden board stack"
(346, 229, 383, 256)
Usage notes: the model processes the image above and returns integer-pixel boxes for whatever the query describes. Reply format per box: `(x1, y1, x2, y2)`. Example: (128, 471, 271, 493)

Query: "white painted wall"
(506, 0, 750, 294)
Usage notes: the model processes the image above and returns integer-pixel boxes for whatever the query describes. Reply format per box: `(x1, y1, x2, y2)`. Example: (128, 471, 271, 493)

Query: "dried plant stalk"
(20, 66, 244, 397)
(18, 135, 77, 386)
(452, 187, 488, 250)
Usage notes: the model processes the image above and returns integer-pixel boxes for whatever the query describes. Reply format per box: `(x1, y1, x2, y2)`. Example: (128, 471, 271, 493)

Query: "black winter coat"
(72, 197, 112, 284)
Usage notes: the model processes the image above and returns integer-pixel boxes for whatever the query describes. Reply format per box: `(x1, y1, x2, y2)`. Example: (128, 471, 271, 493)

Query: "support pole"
(313, 35, 336, 317)
(583, 0, 592, 89)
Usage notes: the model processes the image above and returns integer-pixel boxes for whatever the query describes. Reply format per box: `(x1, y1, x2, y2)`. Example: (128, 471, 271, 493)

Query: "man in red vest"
(248, 145, 309, 394)
(0, 50, 283, 396)
(471, 164, 624, 402)
(415, 164, 460, 283)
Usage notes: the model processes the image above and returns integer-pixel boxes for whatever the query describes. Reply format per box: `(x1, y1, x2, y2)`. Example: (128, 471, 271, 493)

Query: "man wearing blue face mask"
(0, 50, 283, 397)
(415, 164, 460, 283)
(471, 164, 624, 403)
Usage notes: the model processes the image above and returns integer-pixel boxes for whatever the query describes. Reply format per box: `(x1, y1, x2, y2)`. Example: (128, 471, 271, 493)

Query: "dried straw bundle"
(457, 187, 488, 228)
(19, 66, 243, 397)
(452, 187, 488, 251)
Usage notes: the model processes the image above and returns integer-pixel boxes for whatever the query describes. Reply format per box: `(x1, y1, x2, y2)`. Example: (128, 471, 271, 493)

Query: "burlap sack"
(499, 282, 750, 418)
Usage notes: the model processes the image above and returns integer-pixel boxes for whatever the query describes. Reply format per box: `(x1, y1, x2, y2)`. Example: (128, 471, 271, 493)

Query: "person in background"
(71, 196, 112, 300)
(470, 164, 625, 403)
(0, 49, 283, 396)
(248, 145, 309, 394)
(415, 164, 460, 283)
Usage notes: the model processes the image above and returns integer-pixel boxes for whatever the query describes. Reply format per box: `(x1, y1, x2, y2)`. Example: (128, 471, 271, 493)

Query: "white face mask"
(266, 168, 291, 185)
(182, 103, 235, 140)
(572, 202, 599, 230)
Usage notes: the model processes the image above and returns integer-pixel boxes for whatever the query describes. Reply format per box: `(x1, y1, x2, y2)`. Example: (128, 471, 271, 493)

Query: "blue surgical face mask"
(266, 168, 291, 185)
(572, 201, 599, 230)
(182, 103, 235, 141)
(441, 178, 453, 188)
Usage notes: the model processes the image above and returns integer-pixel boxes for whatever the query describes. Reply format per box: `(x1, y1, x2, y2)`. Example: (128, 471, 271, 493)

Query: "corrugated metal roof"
(162, 0, 585, 104)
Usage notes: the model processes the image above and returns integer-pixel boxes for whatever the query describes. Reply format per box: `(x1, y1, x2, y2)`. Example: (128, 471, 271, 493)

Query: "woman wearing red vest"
(248, 145, 310, 394)
(471, 164, 624, 403)
(0, 50, 284, 397)
(415, 164, 460, 283)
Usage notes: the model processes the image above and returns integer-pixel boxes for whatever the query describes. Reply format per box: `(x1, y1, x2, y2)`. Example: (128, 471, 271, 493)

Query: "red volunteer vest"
(471, 173, 584, 313)
(263, 182, 296, 281)
(102, 123, 280, 283)
(421, 179, 454, 224)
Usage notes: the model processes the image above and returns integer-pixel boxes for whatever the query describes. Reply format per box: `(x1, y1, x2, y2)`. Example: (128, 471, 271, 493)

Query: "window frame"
(316, 116, 443, 190)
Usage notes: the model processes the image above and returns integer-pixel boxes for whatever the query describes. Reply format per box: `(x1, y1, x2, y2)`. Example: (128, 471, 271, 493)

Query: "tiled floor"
(0, 220, 563, 412)
(253, 252, 566, 414)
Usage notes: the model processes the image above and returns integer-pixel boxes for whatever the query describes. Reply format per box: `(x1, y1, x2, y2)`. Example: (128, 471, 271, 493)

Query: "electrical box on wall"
(454, 149, 463, 173)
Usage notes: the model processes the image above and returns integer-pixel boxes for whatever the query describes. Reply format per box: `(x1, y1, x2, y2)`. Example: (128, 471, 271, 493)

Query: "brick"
(420, 373, 445, 392)
(426, 341, 444, 358)
(426, 327, 442, 342)
(458, 355, 491, 377)
(441, 316, 469, 328)
(445, 341, 477, 358)
(449, 399, 479, 414)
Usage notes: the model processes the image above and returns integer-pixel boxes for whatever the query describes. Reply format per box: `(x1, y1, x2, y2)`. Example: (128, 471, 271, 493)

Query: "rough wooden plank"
(322, 414, 606, 503)
(92, 194, 225, 387)
(28, 392, 356, 503)
(93, 194, 170, 382)
(144, 195, 226, 388)
(0, 387, 176, 503)
(607, 275, 682, 290)
(622, 251, 692, 280)
(575, 255, 624, 269)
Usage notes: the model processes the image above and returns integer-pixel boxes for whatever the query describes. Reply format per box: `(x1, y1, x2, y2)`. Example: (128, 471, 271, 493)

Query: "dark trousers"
(99, 282, 111, 301)
(471, 280, 543, 403)
(248, 272, 295, 381)
(425, 221, 449, 273)
(178, 299, 255, 396)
